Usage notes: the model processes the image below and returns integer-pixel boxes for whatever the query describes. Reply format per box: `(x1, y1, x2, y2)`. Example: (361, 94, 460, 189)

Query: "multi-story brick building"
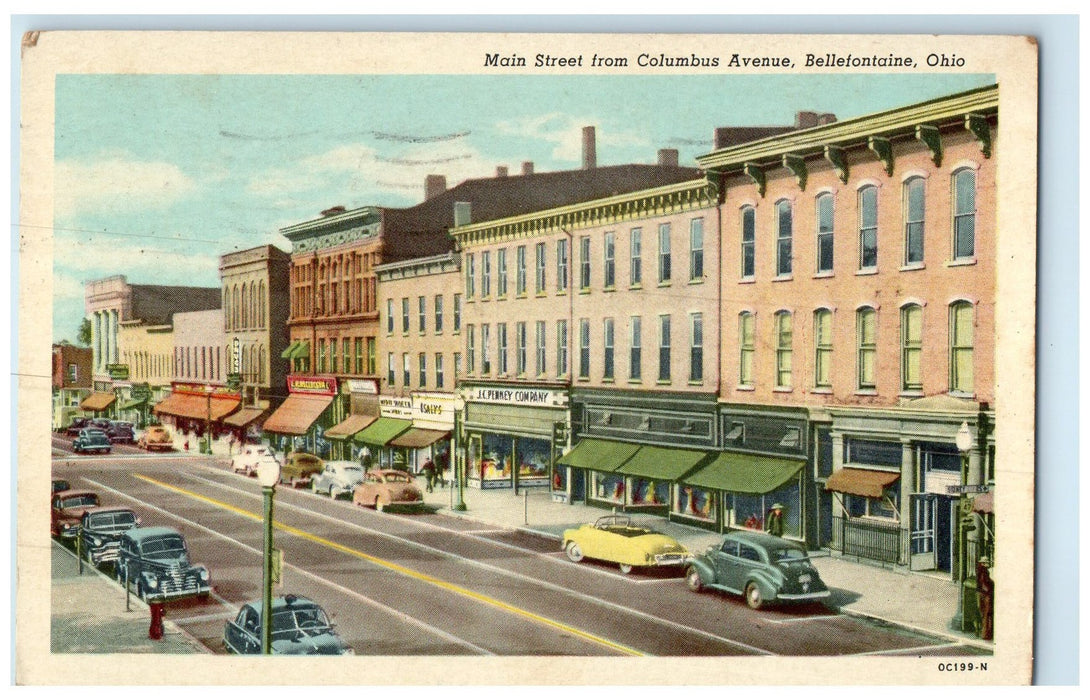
(51, 343, 92, 430)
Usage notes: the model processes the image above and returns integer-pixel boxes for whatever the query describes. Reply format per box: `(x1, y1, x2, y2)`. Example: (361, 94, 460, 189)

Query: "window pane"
(741, 207, 755, 278)
(776, 201, 793, 275)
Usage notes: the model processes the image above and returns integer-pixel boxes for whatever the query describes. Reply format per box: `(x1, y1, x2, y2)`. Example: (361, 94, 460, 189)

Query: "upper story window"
(535, 321, 547, 376)
(417, 296, 426, 333)
(556, 239, 569, 292)
(858, 186, 879, 270)
(516, 322, 527, 376)
(497, 248, 508, 297)
(402, 352, 411, 387)
(739, 312, 755, 386)
(535, 242, 547, 294)
(901, 304, 923, 392)
(434, 295, 444, 333)
(630, 228, 642, 286)
(953, 169, 977, 260)
(387, 352, 395, 386)
(556, 319, 569, 377)
(579, 236, 592, 290)
(578, 318, 591, 379)
(741, 206, 756, 279)
(950, 301, 975, 394)
(385, 299, 394, 334)
(516, 245, 527, 296)
(435, 353, 444, 389)
(776, 200, 793, 276)
(465, 253, 476, 299)
(689, 218, 704, 280)
(418, 352, 427, 388)
(497, 322, 508, 375)
(481, 323, 491, 375)
(774, 311, 792, 388)
(658, 314, 671, 382)
(603, 232, 616, 289)
(903, 177, 926, 265)
(813, 309, 833, 389)
(401, 298, 410, 334)
(816, 194, 834, 273)
(629, 316, 642, 381)
(603, 318, 615, 381)
(856, 307, 877, 390)
(481, 251, 492, 298)
(453, 294, 462, 333)
(658, 223, 672, 283)
(689, 312, 703, 382)
(466, 325, 476, 374)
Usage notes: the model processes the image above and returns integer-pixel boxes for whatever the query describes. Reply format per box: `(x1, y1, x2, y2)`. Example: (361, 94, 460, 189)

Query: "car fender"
(687, 557, 717, 586)
(744, 568, 781, 601)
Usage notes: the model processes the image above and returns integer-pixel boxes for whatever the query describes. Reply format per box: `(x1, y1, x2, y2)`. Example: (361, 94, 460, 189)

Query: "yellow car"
(561, 515, 690, 574)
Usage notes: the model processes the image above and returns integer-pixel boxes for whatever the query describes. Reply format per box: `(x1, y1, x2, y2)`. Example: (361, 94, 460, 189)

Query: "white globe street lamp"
(256, 457, 281, 654)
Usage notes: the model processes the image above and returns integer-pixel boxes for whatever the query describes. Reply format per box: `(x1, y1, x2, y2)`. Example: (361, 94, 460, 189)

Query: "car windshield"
(771, 547, 810, 564)
(384, 472, 410, 483)
(271, 606, 331, 638)
(341, 466, 363, 476)
(141, 536, 186, 555)
(88, 511, 136, 528)
(61, 495, 99, 508)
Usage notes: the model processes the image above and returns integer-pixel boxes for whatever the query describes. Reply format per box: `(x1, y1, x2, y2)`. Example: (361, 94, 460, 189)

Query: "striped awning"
(325, 414, 377, 439)
(262, 394, 333, 435)
(153, 393, 240, 421)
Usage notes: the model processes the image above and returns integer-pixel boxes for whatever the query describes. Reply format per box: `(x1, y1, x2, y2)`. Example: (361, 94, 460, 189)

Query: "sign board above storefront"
(287, 375, 338, 396)
(379, 396, 413, 419)
(462, 385, 568, 408)
(344, 378, 379, 395)
(106, 364, 129, 380)
(412, 392, 455, 428)
(170, 382, 241, 399)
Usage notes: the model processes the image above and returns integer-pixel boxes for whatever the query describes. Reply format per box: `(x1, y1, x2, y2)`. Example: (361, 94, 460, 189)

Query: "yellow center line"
(134, 472, 644, 656)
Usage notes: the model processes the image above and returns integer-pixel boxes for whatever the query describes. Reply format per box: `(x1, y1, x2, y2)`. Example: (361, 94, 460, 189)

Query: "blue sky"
(51, 72, 993, 342)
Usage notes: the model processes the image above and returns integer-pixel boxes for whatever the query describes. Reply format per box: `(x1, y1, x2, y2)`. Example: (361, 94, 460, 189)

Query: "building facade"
(116, 320, 174, 426)
(51, 343, 92, 430)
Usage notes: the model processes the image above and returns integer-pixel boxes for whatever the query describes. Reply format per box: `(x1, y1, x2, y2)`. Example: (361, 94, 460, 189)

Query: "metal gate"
(910, 493, 937, 570)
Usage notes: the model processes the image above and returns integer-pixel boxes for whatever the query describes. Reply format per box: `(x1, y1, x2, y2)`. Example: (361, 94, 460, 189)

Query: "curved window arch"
(813, 308, 833, 389)
(738, 311, 755, 386)
(258, 280, 267, 328)
(232, 285, 240, 329)
(223, 289, 231, 330)
(949, 301, 975, 393)
(903, 176, 926, 265)
(900, 304, 923, 391)
(774, 310, 793, 388)
(858, 185, 879, 270)
(258, 344, 266, 384)
(775, 199, 793, 276)
(240, 283, 249, 328)
(953, 168, 977, 259)
(856, 306, 877, 390)
(816, 193, 834, 273)
(740, 205, 756, 278)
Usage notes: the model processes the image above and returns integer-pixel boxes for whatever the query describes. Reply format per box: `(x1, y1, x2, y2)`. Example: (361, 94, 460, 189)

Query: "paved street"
(51, 441, 990, 657)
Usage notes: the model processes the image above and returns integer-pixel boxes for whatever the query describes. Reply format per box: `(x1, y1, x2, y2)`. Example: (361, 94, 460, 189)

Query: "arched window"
(232, 285, 240, 329)
(258, 345, 266, 384)
(953, 169, 977, 259)
(901, 304, 923, 391)
(814, 309, 833, 389)
(738, 312, 755, 386)
(816, 194, 834, 273)
(223, 289, 231, 330)
(775, 200, 792, 276)
(856, 307, 877, 390)
(903, 177, 926, 265)
(740, 206, 756, 278)
(774, 311, 793, 388)
(858, 185, 879, 270)
(258, 280, 266, 327)
(950, 301, 974, 393)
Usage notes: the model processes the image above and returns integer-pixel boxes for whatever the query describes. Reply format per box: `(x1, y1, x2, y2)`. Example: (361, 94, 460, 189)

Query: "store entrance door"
(909, 493, 937, 570)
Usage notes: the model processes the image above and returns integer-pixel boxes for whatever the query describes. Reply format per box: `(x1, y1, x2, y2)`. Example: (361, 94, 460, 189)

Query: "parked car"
(106, 420, 136, 444)
(231, 445, 280, 478)
(352, 469, 423, 511)
(562, 515, 690, 575)
(89, 417, 113, 431)
(223, 594, 353, 655)
(311, 461, 365, 499)
(115, 526, 211, 602)
(51, 489, 101, 538)
(65, 417, 91, 436)
(685, 530, 830, 610)
(51, 478, 71, 495)
(80, 506, 141, 566)
(281, 452, 325, 487)
(72, 428, 112, 454)
(137, 425, 173, 451)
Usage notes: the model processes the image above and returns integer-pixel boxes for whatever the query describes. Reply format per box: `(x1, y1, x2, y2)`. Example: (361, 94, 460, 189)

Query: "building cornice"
(374, 252, 461, 281)
(280, 207, 384, 252)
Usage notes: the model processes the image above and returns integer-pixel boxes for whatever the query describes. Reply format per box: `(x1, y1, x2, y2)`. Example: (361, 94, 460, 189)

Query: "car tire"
(565, 541, 584, 563)
(330, 485, 339, 500)
(685, 566, 704, 593)
(619, 563, 633, 575)
(745, 581, 764, 610)
(311, 479, 320, 493)
(375, 497, 384, 512)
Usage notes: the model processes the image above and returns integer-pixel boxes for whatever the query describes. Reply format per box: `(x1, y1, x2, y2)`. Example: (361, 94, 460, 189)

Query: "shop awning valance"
(388, 428, 451, 448)
(824, 468, 900, 499)
(280, 341, 301, 359)
(262, 394, 333, 435)
(353, 417, 412, 446)
(556, 438, 641, 472)
(153, 393, 241, 421)
(119, 397, 147, 411)
(222, 406, 267, 428)
(617, 445, 712, 481)
(972, 488, 994, 514)
(684, 451, 804, 494)
(80, 392, 117, 412)
(325, 413, 377, 439)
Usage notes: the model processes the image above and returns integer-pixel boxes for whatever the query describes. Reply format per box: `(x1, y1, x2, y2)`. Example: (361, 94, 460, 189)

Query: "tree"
(77, 318, 92, 347)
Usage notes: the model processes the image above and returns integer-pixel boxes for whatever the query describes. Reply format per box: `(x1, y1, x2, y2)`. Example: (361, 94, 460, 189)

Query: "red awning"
(972, 488, 994, 514)
(80, 392, 116, 412)
(388, 428, 451, 449)
(824, 468, 900, 499)
(325, 413, 377, 439)
(262, 394, 334, 435)
(153, 393, 240, 421)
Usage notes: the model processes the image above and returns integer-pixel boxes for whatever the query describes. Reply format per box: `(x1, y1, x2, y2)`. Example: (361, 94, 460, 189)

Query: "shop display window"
(552, 464, 567, 492)
(629, 478, 668, 507)
(516, 437, 550, 484)
(724, 479, 803, 537)
(472, 433, 512, 484)
(591, 471, 626, 504)
(674, 485, 716, 522)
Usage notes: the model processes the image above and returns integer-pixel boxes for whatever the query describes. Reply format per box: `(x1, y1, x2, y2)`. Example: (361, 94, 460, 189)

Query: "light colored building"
(116, 320, 173, 426)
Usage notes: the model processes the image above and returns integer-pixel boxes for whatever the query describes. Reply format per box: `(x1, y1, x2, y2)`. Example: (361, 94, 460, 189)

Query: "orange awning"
(262, 394, 334, 435)
(388, 428, 451, 448)
(972, 488, 994, 514)
(222, 407, 268, 428)
(824, 468, 900, 499)
(80, 392, 117, 412)
(325, 413, 377, 439)
(153, 393, 240, 421)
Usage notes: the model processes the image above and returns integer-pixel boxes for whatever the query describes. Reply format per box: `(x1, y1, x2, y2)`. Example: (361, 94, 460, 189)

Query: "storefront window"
(516, 437, 550, 486)
(674, 485, 716, 522)
(591, 471, 626, 504)
(552, 464, 567, 492)
(725, 479, 803, 537)
(471, 433, 512, 486)
(629, 478, 668, 507)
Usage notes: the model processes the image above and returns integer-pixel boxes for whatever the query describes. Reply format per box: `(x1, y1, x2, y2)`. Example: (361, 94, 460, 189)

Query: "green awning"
(616, 445, 712, 481)
(119, 398, 148, 411)
(683, 451, 804, 494)
(556, 438, 641, 471)
(280, 341, 301, 359)
(290, 341, 311, 359)
(353, 417, 412, 446)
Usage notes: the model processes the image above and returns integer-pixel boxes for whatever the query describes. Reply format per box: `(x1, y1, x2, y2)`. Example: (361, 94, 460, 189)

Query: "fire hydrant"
(149, 600, 165, 640)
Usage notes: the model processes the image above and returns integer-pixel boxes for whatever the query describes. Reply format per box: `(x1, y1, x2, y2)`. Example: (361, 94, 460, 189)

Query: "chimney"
(496, 166, 508, 178)
(521, 161, 534, 176)
(425, 174, 447, 200)
(795, 111, 821, 129)
(582, 126, 597, 170)
(453, 202, 472, 228)
(818, 112, 837, 125)
(657, 148, 679, 167)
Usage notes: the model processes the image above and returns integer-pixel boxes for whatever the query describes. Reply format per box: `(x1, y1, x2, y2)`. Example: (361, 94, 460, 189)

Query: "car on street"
(281, 451, 325, 487)
(115, 526, 211, 602)
(223, 594, 354, 655)
(106, 420, 136, 443)
(72, 428, 112, 454)
(310, 461, 365, 499)
(79, 506, 141, 566)
(352, 469, 423, 511)
(64, 417, 91, 436)
(685, 530, 830, 610)
(137, 425, 174, 451)
(561, 515, 690, 574)
(51, 477, 71, 495)
(231, 445, 281, 478)
(51, 489, 101, 538)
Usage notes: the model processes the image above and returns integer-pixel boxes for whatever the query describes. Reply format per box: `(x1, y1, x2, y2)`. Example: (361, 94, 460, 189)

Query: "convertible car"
(561, 514, 690, 574)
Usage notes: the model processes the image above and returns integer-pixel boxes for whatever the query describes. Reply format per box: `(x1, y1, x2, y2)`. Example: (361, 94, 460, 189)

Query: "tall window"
(953, 169, 977, 259)
(318, 339, 327, 373)
(497, 322, 508, 375)
(689, 218, 704, 280)
(465, 253, 476, 299)
(816, 194, 834, 273)
(658, 223, 672, 283)
(434, 295, 444, 333)
(739, 312, 755, 386)
(556, 239, 569, 292)
(386, 299, 394, 334)
(904, 177, 926, 265)
(603, 318, 615, 380)
(466, 325, 476, 374)
(481, 251, 492, 298)
(814, 309, 833, 389)
(516, 245, 527, 295)
(535, 321, 547, 376)
(579, 236, 591, 290)
(418, 353, 427, 388)
(497, 248, 508, 297)
(857, 307, 877, 390)
(435, 353, 444, 388)
(689, 312, 704, 382)
(858, 186, 878, 270)
(453, 294, 462, 332)
(950, 301, 975, 393)
(604, 232, 615, 288)
(741, 206, 756, 278)
(630, 316, 642, 380)
(402, 353, 411, 387)
(481, 323, 491, 375)
(556, 320, 569, 376)
(401, 297, 410, 333)
(774, 311, 792, 388)
(579, 318, 590, 378)
(354, 338, 363, 374)
(516, 322, 527, 375)
(367, 338, 376, 375)
(387, 352, 395, 386)
(454, 353, 461, 380)
(658, 314, 671, 382)
(330, 337, 339, 373)
(342, 339, 350, 374)
(418, 296, 426, 333)
(901, 304, 923, 392)
(630, 228, 642, 286)
(536, 242, 547, 293)
(776, 200, 793, 276)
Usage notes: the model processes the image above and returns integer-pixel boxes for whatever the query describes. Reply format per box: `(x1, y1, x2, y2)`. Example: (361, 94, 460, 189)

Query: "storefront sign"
(379, 396, 413, 419)
(345, 378, 379, 395)
(232, 337, 241, 374)
(463, 386, 567, 408)
(287, 375, 338, 396)
(412, 393, 455, 428)
(170, 382, 241, 399)
(106, 364, 129, 380)
(131, 383, 152, 401)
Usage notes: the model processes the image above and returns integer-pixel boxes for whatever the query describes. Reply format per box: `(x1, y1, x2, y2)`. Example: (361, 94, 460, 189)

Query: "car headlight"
(91, 537, 103, 547)
(146, 575, 159, 588)
(198, 568, 210, 581)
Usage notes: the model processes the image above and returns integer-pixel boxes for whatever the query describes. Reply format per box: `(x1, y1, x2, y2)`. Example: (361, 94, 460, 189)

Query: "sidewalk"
(51, 541, 208, 654)
(422, 481, 994, 650)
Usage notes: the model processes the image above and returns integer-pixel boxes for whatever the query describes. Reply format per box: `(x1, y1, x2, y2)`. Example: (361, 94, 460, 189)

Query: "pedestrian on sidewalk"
(765, 503, 785, 536)
(422, 458, 438, 493)
(976, 555, 994, 640)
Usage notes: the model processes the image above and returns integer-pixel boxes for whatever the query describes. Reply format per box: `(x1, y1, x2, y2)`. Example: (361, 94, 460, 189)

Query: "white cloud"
(495, 113, 649, 163)
(55, 233, 221, 282)
(54, 152, 198, 219)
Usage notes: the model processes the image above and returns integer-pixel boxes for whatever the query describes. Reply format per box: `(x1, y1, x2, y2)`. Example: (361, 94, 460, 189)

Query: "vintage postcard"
(18, 31, 1037, 684)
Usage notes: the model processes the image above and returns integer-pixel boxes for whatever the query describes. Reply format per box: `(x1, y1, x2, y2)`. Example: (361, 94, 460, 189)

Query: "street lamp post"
(950, 420, 973, 631)
(205, 387, 213, 455)
(256, 457, 281, 654)
(453, 397, 466, 511)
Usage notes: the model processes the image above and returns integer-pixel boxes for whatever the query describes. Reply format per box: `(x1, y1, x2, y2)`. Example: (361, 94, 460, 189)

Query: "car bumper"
(776, 589, 831, 602)
(651, 553, 691, 566)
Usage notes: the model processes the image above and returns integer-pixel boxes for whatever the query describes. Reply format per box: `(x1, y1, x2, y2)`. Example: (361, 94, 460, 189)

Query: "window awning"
(616, 445, 712, 481)
(684, 451, 804, 494)
(353, 417, 412, 446)
(280, 341, 301, 359)
(222, 406, 268, 428)
(119, 397, 147, 411)
(824, 467, 901, 499)
(556, 438, 641, 472)
(290, 341, 311, 359)
(153, 393, 241, 421)
(388, 428, 451, 448)
(325, 413, 377, 440)
(262, 394, 333, 435)
(972, 488, 994, 514)
(80, 392, 116, 412)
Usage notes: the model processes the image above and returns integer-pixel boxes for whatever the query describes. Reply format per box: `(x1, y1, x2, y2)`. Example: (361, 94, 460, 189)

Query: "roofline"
(279, 206, 384, 238)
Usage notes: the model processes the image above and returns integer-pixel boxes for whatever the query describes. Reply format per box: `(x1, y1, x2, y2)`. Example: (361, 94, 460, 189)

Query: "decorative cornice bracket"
(965, 113, 992, 158)
(915, 124, 943, 167)
(823, 145, 849, 184)
(743, 162, 766, 198)
(867, 136, 894, 176)
(782, 154, 807, 191)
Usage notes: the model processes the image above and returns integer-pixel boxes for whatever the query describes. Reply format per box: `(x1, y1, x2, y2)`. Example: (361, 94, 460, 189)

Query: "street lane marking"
(178, 471, 774, 656)
(133, 473, 643, 656)
(87, 477, 491, 655)
(760, 614, 844, 625)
